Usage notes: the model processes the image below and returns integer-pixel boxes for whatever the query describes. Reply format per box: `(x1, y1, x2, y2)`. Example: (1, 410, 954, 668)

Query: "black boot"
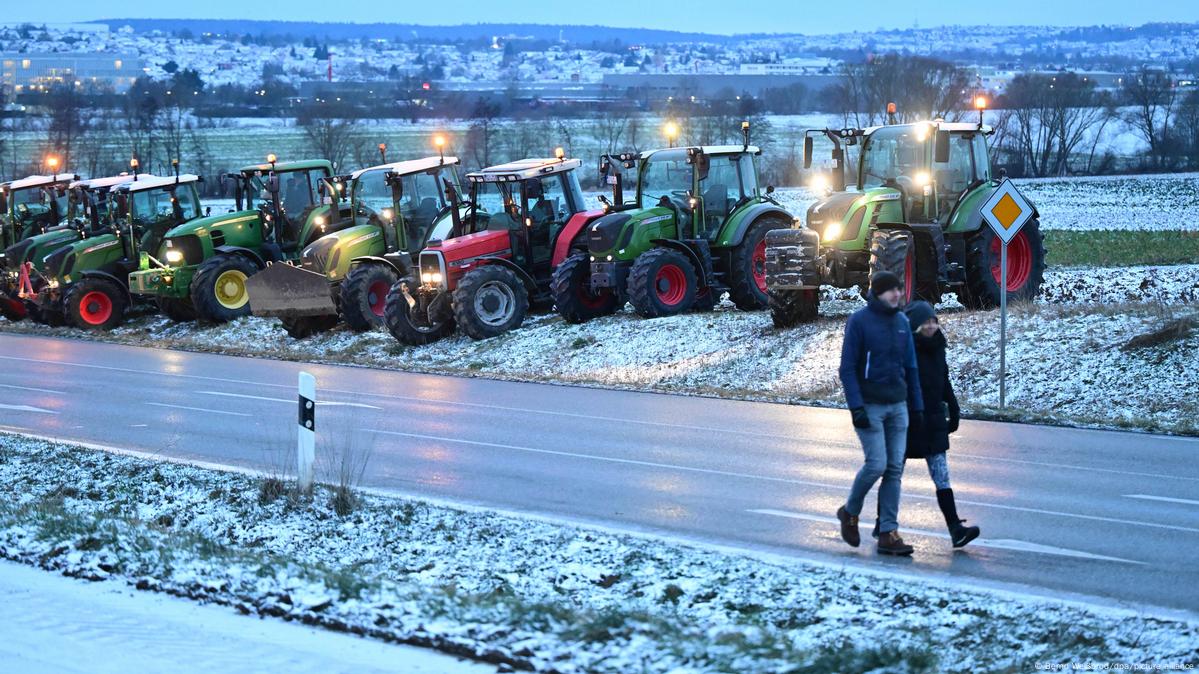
(871, 500, 880, 539)
(936, 488, 979, 548)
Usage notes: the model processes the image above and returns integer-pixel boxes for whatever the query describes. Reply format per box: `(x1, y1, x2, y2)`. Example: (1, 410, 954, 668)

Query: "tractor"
(127, 156, 348, 324)
(383, 151, 605, 344)
(550, 122, 794, 322)
(27, 168, 206, 329)
(0, 172, 78, 251)
(764, 112, 1047, 327)
(0, 172, 147, 321)
(245, 152, 463, 338)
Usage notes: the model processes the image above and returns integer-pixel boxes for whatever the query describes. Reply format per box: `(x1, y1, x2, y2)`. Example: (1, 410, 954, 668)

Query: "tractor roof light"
(266, 153, 277, 165)
(46, 156, 60, 170)
(974, 95, 988, 110)
(129, 158, 139, 169)
(378, 143, 387, 162)
(554, 147, 565, 160)
(663, 121, 679, 147)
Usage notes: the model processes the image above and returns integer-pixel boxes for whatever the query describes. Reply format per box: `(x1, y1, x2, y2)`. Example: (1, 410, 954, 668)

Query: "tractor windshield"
(352, 168, 395, 219)
(468, 181, 519, 232)
(130, 185, 201, 226)
(859, 125, 928, 191)
(639, 150, 694, 208)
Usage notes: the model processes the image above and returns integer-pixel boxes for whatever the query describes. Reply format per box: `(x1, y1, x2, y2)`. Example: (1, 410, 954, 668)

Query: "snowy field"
(1, 435, 1195, 673)
(3, 264, 1196, 436)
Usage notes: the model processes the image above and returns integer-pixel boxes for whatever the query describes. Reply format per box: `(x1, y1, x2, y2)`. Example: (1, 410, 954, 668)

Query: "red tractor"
(383, 152, 605, 344)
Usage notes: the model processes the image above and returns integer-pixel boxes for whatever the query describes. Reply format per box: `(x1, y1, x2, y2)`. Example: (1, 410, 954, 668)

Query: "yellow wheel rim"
(214, 269, 249, 309)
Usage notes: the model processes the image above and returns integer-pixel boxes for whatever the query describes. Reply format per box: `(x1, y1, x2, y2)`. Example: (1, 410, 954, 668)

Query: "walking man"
(836, 271, 923, 555)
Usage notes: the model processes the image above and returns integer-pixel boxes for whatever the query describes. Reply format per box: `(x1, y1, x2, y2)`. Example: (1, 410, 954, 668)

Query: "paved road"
(2, 332, 1197, 613)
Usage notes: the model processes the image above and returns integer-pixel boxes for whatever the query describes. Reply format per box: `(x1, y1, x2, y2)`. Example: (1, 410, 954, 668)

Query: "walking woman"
(899, 301, 980, 548)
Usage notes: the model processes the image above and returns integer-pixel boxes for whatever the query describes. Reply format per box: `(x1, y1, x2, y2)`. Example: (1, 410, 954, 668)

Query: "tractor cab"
(224, 158, 337, 253)
(65, 174, 149, 236)
(0, 173, 79, 247)
(351, 156, 461, 253)
(635, 144, 764, 241)
(113, 172, 205, 260)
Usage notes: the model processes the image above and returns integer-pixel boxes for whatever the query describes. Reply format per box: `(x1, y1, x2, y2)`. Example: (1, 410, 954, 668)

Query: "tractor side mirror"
(205, 206, 211, 217)
(0, 193, 7, 213)
(766, 185, 775, 195)
(934, 129, 951, 164)
(266, 173, 281, 194)
(694, 153, 710, 181)
(803, 136, 814, 169)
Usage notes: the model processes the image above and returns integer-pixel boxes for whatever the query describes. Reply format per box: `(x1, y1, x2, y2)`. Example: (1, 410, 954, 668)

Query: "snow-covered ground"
(1, 434, 1195, 673)
(0, 559, 487, 674)
(2, 264, 1196, 435)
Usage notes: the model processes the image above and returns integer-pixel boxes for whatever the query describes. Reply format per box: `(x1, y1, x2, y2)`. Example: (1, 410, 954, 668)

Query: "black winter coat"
(906, 330, 960, 459)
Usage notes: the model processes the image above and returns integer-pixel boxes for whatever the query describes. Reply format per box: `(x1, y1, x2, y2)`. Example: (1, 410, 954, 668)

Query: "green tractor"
(128, 156, 347, 324)
(551, 123, 794, 321)
(30, 169, 206, 329)
(0, 172, 79, 250)
(764, 118, 1047, 326)
(245, 153, 463, 338)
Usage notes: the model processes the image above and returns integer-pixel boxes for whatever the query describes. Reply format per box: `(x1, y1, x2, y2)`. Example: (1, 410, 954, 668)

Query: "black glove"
(909, 410, 924, 433)
(851, 407, 870, 429)
(947, 405, 960, 433)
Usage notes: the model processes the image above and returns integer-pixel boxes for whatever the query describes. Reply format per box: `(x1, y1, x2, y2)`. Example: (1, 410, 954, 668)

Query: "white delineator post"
(298, 371, 316, 492)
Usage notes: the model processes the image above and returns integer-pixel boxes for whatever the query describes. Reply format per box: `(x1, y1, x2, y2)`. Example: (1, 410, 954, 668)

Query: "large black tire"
(627, 247, 697, 318)
(190, 254, 259, 323)
(957, 219, 1046, 310)
(452, 265, 529, 340)
(383, 278, 455, 345)
(156, 296, 196, 323)
(281, 314, 339, 339)
(550, 252, 619, 324)
(726, 217, 784, 311)
(64, 278, 127, 331)
(340, 263, 399, 332)
(769, 289, 820, 328)
(868, 229, 917, 306)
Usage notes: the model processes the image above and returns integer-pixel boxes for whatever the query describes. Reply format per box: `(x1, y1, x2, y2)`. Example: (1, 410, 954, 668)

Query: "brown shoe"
(877, 530, 914, 556)
(836, 506, 860, 548)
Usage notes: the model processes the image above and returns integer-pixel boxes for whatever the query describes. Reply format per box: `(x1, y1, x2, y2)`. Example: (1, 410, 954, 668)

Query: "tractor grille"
(42, 247, 73, 277)
(3, 239, 32, 269)
(165, 235, 204, 266)
(586, 212, 632, 253)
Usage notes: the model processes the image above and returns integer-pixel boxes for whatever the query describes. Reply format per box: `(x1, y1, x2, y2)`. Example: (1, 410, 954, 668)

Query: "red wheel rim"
(903, 250, 915, 304)
(752, 238, 768, 293)
(367, 280, 390, 316)
(990, 230, 1033, 292)
(655, 264, 687, 306)
(79, 291, 113, 325)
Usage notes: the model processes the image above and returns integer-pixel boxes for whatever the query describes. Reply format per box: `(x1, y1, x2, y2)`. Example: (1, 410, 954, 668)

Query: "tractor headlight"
(822, 222, 843, 242)
(421, 271, 442, 285)
(165, 249, 184, 264)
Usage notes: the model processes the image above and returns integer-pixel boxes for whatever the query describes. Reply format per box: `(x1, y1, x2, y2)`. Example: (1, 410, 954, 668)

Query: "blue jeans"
(846, 402, 908, 534)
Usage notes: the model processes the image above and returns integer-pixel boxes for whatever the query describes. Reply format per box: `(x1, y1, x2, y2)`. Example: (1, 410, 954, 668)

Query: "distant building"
(0, 52, 143, 93)
(602, 72, 840, 99)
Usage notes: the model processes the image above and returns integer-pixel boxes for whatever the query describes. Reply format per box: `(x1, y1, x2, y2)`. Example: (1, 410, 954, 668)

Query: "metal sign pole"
(999, 242, 1008, 409)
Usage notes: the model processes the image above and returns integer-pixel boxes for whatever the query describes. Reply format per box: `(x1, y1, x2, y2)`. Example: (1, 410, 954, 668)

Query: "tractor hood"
(5, 227, 83, 268)
(162, 208, 260, 240)
(299, 224, 383, 274)
(43, 233, 123, 277)
(428, 228, 510, 263)
(587, 206, 672, 255)
(806, 187, 901, 239)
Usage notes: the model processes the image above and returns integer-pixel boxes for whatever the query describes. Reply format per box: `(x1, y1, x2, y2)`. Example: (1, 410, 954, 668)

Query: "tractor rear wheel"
(191, 254, 259, 323)
(550, 252, 619, 324)
(627, 247, 697, 318)
(156, 296, 196, 322)
(383, 278, 455, 345)
(769, 289, 820, 328)
(65, 278, 127, 331)
(868, 229, 916, 305)
(453, 266, 529, 340)
(340, 263, 398, 332)
(727, 217, 783, 311)
(958, 219, 1046, 309)
(281, 314, 339, 339)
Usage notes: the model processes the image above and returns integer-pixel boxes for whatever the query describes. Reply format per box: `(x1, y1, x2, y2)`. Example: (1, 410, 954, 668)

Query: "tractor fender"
(949, 181, 1041, 234)
(213, 245, 266, 269)
(552, 209, 605, 267)
(723, 203, 794, 247)
(650, 239, 712, 287)
(78, 269, 133, 305)
(349, 254, 412, 278)
(472, 256, 539, 297)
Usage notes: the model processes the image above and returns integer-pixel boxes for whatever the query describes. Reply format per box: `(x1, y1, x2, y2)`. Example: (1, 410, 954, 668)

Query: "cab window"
(526, 174, 570, 262)
(934, 134, 976, 197)
(699, 156, 741, 238)
(399, 170, 446, 244)
(280, 170, 316, 215)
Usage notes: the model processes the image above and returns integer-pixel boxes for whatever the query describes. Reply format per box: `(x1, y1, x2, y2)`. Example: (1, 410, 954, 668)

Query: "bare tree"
(46, 84, 88, 168)
(297, 104, 356, 170)
(464, 99, 501, 169)
(1121, 67, 1179, 170)
(833, 54, 970, 128)
(1003, 73, 1111, 177)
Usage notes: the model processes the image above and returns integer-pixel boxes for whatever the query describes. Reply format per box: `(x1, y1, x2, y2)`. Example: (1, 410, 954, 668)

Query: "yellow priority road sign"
(980, 179, 1034, 245)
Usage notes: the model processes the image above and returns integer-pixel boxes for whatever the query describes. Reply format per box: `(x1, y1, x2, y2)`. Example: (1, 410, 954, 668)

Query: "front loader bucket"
(245, 262, 337, 319)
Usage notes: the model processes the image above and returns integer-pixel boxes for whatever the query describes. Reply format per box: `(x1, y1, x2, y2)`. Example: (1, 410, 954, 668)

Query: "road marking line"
(146, 402, 252, 417)
(0, 403, 57, 414)
(196, 391, 380, 410)
(369, 428, 1199, 533)
(954, 453, 1199, 483)
(748, 509, 1146, 565)
(130, 424, 149, 428)
(0, 383, 66, 395)
(1124, 494, 1199, 506)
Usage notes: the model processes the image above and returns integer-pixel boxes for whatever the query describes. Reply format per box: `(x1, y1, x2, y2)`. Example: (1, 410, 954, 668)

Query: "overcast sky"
(6, 0, 1198, 35)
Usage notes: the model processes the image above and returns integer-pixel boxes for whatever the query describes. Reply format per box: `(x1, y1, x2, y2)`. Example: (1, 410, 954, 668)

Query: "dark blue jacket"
(839, 293, 923, 411)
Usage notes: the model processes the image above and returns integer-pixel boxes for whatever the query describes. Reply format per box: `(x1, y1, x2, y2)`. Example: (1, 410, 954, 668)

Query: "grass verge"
(1045, 229, 1199, 267)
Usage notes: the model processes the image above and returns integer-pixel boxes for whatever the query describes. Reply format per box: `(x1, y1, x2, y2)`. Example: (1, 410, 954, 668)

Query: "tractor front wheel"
(627, 247, 697, 318)
(281, 314, 339, 339)
(383, 278, 455, 345)
(191, 254, 259, 323)
(958, 220, 1046, 309)
(769, 289, 820, 328)
(453, 266, 530, 340)
(727, 217, 783, 311)
(868, 229, 916, 305)
(156, 296, 196, 322)
(550, 252, 619, 324)
(65, 278, 127, 331)
(340, 263, 399, 332)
